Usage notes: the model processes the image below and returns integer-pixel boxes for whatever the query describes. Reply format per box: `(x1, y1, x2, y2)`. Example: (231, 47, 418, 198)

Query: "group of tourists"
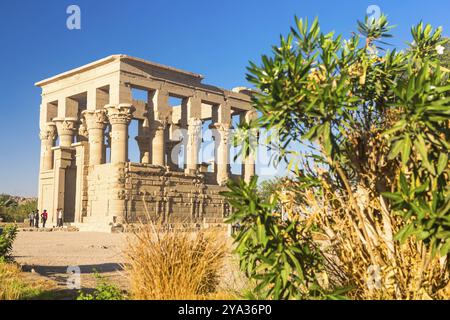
(28, 208, 64, 229)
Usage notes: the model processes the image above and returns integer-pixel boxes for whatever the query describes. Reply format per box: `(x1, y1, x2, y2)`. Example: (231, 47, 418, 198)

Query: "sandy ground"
(11, 229, 248, 299)
(12, 231, 129, 295)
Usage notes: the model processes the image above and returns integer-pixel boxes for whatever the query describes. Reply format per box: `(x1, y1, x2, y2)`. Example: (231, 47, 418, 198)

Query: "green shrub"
(222, 177, 333, 299)
(0, 225, 18, 260)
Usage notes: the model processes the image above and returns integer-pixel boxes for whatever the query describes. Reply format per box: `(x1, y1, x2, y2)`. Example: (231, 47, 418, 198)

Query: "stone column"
(183, 95, 202, 174)
(151, 120, 166, 166)
(82, 110, 108, 166)
(243, 110, 258, 182)
(53, 117, 78, 147)
(39, 122, 57, 171)
(148, 89, 170, 166)
(186, 118, 202, 174)
(136, 119, 151, 164)
(136, 136, 151, 163)
(215, 123, 231, 186)
(105, 104, 134, 163)
(212, 99, 231, 185)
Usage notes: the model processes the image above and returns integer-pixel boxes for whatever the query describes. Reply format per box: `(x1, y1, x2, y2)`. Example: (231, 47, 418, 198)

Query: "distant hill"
(0, 194, 37, 206)
(10, 196, 37, 205)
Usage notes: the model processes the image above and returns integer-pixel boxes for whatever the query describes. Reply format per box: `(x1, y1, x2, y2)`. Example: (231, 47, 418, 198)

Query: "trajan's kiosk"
(35, 55, 256, 232)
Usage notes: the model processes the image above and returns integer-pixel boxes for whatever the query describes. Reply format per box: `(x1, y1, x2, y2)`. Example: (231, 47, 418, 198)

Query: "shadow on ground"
(22, 263, 123, 276)
(19, 263, 126, 300)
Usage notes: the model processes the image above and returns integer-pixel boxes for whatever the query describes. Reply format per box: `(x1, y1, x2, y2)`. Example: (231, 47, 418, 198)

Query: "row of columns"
(40, 96, 256, 185)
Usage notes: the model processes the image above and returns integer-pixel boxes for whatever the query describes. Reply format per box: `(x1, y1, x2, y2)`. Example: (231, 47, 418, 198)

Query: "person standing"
(57, 208, 64, 228)
(41, 210, 48, 228)
(28, 210, 35, 227)
(34, 210, 39, 228)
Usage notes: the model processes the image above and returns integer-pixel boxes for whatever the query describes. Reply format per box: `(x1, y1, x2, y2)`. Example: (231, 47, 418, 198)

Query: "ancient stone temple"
(36, 55, 256, 232)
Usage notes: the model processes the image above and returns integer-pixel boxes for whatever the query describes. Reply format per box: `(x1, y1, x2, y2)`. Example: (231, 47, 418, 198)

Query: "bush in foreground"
(224, 14, 450, 299)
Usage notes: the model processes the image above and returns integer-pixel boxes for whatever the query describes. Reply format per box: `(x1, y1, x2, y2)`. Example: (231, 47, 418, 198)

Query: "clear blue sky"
(0, 0, 449, 196)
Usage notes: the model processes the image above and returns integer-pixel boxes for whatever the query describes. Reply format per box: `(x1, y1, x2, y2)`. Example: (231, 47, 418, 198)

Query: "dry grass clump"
(0, 261, 23, 300)
(0, 260, 45, 300)
(123, 220, 227, 300)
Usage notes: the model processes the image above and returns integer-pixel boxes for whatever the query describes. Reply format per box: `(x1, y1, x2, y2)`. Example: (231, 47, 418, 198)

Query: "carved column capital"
(39, 122, 57, 141)
(105, 103, 135, 125)
(151, 117, 169, 131)
(82, 109, 108, 130)
(214, 122, 231, 143)
(188, 117, 203, 128)
(188, 117, 203, 138)
(53, 117, 79, 136)
(77, 120, 89, 141)
(214, 122, 231, 131)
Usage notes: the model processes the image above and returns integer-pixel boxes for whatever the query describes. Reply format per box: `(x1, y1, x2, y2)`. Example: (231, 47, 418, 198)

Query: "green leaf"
(381, 192, 404, 204)
(401, 134, 412, 165)
(414, 135, 436, 175)
(399, 172, 410, 195)
(394, 223, 415, 243)
(388, 139, 404, 160)
(437, 153, 448, 176)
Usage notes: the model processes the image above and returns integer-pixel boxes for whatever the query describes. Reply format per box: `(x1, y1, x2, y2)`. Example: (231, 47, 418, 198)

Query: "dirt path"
(12, 231, 129, 298)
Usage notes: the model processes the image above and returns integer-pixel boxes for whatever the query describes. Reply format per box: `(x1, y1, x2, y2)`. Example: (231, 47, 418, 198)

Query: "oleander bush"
(223, 15, 450, 299)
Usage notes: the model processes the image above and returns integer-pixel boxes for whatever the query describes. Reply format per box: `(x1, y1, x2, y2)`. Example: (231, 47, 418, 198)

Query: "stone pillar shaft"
(183, 95, 202, 173)
(106, 104, 134, 164)
(151, 122, 166, 166)
(149, 89, 170, 166)
(216, 123, 230, 185)
(39, 123, 57, 170)
(186, 118, 202, 173)
(83, 110, 108, 165)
